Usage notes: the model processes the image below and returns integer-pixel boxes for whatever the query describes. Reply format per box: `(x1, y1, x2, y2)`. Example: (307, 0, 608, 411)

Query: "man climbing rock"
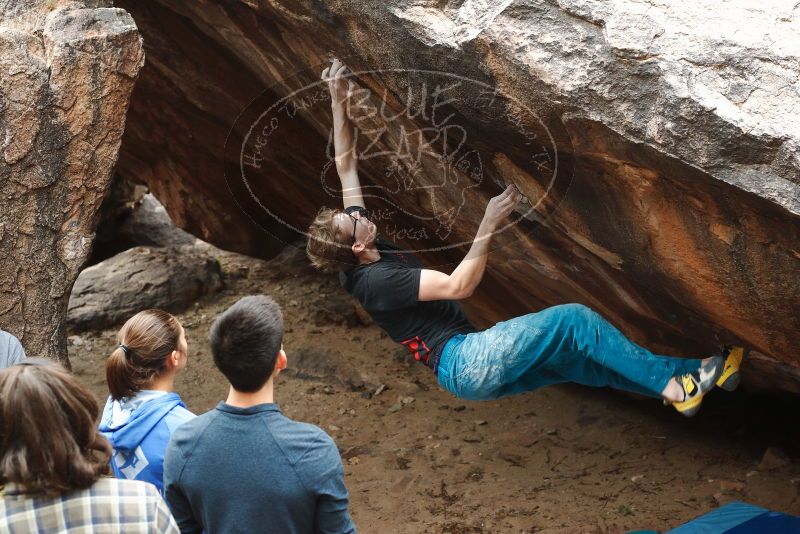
(306, 59, 744, 417)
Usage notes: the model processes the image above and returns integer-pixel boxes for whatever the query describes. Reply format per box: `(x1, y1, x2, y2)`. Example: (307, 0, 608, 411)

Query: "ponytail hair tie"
(118, 344, 131, 356)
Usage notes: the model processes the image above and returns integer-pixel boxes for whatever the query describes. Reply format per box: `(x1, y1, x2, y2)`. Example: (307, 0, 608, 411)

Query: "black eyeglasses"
(348, 210, 367, 243)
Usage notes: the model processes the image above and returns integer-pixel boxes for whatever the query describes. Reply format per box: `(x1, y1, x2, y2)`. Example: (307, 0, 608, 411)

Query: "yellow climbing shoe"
(672, 356, 724, 417)
(716, 346, 746, 392)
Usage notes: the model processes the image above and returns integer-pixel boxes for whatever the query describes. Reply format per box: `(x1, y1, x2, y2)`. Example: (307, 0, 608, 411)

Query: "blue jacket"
(100, 391, 195, 494)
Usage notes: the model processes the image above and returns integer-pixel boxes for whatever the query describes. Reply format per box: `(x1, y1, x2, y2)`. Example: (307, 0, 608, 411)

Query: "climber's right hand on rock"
(482, 184, 522, 230)
(322, 57, 351, 108)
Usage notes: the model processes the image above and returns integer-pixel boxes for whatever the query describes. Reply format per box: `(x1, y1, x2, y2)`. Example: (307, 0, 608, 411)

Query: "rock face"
(117, 194, 196, 248)
(67, 245, 222, 332)
(115, 1, 799, 385)
(91, 190, 196, 263)
(0, 1, 143, 365)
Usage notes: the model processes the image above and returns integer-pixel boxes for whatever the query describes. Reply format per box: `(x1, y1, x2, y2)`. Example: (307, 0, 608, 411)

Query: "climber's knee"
(557, 303, 598, 323)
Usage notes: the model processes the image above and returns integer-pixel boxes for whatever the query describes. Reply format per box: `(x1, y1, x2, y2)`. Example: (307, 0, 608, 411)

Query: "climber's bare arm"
(323, 58, 365, 210)
(418, 185, 521, 301)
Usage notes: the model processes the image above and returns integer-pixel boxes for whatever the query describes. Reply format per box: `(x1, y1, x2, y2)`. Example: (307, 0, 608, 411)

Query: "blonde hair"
(306, 207, 358, 272)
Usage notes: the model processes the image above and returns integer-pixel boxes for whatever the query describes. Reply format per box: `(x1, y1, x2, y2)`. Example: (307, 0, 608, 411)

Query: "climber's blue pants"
(437, 303, 703, 401)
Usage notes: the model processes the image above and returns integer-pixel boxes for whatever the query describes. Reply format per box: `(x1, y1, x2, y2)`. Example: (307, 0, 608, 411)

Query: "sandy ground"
(69, 246, 800, 533)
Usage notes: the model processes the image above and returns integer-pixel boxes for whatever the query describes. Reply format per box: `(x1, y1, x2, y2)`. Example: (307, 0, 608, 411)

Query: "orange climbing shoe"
(716, 345, 746, 392)
(671, 356, 724, 417)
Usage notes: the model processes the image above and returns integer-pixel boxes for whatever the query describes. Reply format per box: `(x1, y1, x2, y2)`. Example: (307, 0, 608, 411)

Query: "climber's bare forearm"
(448, 219, 495, 297)
(332, 101, 364, 208)
(418, 185, 520, 301)
(323, 57, 364, 209)
(419, 219, 494, 301)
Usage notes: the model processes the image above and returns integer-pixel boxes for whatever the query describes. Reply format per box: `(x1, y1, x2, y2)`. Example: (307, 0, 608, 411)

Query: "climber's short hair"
(306, 207, 358, 273)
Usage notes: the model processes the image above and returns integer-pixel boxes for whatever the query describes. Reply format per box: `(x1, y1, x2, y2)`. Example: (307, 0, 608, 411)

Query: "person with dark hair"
(163, 295, 356, 534)
(0, 360, 179, 532)
(99, 309, 195, 493)
(0, 329, 25, 369)
(306, 58, 745, 418)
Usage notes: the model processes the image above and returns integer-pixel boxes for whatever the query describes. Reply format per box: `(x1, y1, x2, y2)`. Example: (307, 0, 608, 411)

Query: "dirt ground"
(69, 245, 800, 533)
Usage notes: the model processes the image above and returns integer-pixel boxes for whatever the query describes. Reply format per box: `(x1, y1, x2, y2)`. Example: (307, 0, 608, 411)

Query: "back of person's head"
(306, 207, 358, 272)
(0, 360, 111, 495)
(208, 295, 284, 392)
(106, 309, 183, 400)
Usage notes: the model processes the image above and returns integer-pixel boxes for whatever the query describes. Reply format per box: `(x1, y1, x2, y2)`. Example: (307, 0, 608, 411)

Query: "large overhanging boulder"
(0, 1, 143, 366)
(115, 1, 799, 389)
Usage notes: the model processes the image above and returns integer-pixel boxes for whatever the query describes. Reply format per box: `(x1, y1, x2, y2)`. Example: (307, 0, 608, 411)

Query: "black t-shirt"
(339, 236, 476, 373)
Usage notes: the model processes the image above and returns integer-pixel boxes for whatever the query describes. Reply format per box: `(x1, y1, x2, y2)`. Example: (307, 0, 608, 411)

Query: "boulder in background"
(67, 245, 223, 332)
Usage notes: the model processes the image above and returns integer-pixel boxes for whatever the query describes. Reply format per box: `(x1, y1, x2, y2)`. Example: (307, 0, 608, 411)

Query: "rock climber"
(306, 59, 744, 417)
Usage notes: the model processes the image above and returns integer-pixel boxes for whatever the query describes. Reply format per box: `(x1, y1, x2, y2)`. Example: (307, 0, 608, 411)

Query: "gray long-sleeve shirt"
(0, 330, 25, 370)
(163, 402, 355, 534)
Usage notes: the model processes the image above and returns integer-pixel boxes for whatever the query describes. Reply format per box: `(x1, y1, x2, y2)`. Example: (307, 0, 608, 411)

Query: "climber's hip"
(436, 310, 566, 401)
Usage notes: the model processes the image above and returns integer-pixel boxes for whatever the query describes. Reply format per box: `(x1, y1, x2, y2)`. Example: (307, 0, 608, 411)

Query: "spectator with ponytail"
(99, 309, 195, 494)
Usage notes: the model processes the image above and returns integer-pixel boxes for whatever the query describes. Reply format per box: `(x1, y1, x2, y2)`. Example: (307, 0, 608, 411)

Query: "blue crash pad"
(666, 502, 800, 534)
